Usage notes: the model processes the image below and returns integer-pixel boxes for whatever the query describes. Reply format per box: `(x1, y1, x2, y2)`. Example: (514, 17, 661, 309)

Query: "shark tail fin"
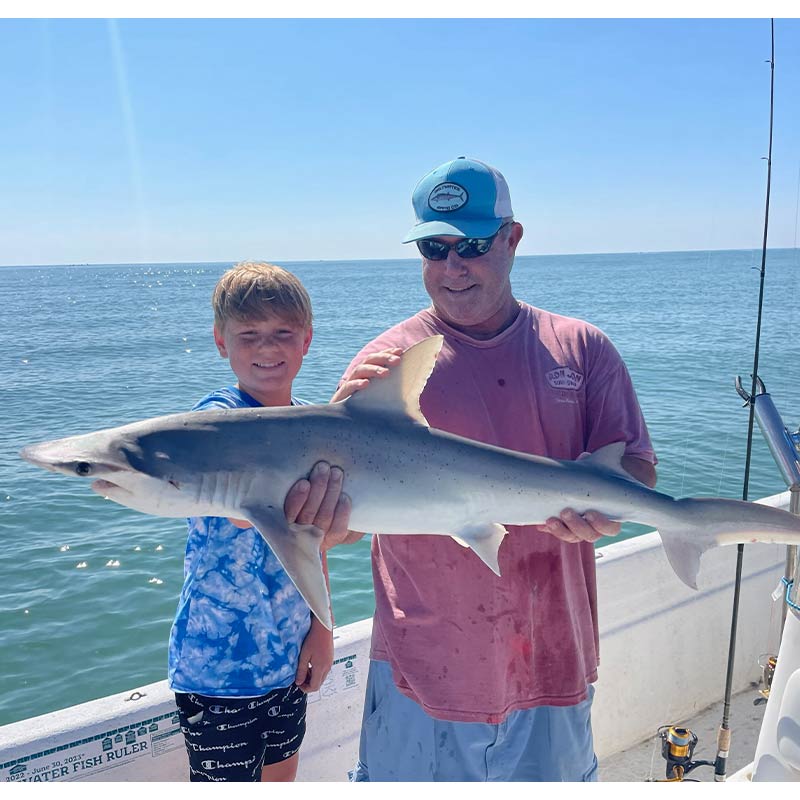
(451, 523, 508, 576)
(343, 335, 444, 426)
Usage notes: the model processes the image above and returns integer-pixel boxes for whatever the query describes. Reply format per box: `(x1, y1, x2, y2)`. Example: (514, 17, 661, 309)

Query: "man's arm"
(622, 454, 657, 488)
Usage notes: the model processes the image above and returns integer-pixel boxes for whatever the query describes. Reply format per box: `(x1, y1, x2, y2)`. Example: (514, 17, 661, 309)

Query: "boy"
(168, 261, 349, 782)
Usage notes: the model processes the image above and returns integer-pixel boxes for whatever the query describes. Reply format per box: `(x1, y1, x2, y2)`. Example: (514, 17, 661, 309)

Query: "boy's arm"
(294, 551, 334, 692)
(284, 473, 339, 691)
(229, 465, 342, 691)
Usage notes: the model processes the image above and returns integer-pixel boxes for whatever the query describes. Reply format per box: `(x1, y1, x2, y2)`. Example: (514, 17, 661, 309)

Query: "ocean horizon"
(2, 245, 798, 271)
(2, 247, 798, 727)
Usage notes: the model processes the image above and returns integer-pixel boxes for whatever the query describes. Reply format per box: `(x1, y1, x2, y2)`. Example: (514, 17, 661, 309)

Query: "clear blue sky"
(1, 16, 799, 265)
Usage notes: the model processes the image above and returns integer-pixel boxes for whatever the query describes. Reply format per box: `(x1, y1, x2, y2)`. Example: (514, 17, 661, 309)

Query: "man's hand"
(537, 456, 656, 543)
(295, 615, 334, 693)
(320, 348, 404, 547)
(331, 348, 403, 403)
(536, 509, 621, 544)
(284, 461, 354, 550)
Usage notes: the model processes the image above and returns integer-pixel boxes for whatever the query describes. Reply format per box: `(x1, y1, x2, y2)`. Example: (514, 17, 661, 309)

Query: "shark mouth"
(91, 479, 130, 497)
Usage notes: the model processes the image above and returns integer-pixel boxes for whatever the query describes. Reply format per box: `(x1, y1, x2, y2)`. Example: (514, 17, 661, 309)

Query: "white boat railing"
(0, 491, 791, 783)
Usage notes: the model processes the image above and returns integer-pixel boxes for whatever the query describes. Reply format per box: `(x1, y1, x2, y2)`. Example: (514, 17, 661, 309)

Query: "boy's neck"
(236, 383, 293, 408)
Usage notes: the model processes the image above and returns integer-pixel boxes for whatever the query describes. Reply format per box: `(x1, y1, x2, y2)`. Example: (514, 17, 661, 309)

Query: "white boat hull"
(0, 491, 792, 782)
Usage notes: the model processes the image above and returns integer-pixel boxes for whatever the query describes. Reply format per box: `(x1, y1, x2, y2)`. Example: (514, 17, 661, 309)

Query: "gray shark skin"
(19, 335, 800, 630)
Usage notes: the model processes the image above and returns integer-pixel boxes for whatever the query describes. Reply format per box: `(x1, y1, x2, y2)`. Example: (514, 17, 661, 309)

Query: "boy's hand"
(284, 461, 353, 550)
(295, 615, 334, 693)
(331, 348, 403, 402)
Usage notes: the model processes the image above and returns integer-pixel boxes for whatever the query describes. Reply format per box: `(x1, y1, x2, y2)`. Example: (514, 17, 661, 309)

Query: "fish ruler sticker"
(1, 710, 182, 782)
(307, 653, 360, 704)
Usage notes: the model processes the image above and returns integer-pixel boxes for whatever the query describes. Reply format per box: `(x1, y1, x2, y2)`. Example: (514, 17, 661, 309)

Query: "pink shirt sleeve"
(582, 329, 657, 464)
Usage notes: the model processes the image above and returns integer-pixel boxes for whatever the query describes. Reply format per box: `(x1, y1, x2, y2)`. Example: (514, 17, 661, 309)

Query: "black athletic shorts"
(174, 684, 307, 781)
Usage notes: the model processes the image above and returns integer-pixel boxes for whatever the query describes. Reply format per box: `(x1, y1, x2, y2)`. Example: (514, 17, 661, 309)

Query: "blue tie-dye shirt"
(167, 386, 312, 696)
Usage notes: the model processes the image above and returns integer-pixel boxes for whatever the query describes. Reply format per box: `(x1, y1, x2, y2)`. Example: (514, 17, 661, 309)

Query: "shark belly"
(339, 426, 659, 535)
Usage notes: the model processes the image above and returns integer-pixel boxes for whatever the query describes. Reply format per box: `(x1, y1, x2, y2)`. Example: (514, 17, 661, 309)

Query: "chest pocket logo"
(545, 367, 584, 391)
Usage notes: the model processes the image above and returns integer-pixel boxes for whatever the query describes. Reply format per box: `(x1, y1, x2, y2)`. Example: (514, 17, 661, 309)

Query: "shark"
(19, 335, 800, 630)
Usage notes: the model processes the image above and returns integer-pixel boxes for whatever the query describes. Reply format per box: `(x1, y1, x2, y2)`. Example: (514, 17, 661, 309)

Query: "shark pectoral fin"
(344, 335, 444, 426)
(243, 505, 332, 630)
(451, 523, 508, 576)
(658, 528, 710, 591)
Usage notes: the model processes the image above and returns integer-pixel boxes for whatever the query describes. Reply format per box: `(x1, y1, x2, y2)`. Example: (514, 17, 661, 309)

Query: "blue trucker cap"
(402, 157, 514, 243)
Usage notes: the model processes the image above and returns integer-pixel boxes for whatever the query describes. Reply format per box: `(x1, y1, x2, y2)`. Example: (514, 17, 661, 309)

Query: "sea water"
(1, 249, 798, 726)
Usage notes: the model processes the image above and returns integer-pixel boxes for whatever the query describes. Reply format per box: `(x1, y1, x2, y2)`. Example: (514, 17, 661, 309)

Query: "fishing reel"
(656, 725, 715, 781)
(755, 654, 778, 705)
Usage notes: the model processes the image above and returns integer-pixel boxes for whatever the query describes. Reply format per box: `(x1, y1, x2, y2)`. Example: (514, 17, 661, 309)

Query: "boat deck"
(599, 683, 764, 782)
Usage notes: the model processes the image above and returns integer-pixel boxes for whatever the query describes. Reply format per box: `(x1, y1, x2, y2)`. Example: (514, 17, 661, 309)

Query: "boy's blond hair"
(212, 261, 313, 330)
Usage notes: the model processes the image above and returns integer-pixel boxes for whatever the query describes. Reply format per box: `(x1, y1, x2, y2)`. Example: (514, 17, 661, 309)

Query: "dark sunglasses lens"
(417, 239, 449, 260)
(455, 238, 493, 258)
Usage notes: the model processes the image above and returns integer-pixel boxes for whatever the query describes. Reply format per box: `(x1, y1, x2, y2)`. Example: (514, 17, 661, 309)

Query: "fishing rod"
(713, 18, 776, 783)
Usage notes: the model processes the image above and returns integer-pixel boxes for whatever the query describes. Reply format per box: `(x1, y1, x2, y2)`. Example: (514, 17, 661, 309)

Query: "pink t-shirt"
(342, 303, 656, 724)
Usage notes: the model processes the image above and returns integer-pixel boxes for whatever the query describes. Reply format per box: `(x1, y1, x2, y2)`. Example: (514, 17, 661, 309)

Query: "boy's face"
(214, 314, 312, 407)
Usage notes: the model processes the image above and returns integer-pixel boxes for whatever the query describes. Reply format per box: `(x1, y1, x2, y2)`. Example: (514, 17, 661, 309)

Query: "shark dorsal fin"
(343, 335, 444, 426)
(580, 442, 639, 481)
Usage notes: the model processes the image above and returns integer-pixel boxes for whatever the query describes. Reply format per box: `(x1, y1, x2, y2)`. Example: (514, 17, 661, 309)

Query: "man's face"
(420, 222, 523, 339)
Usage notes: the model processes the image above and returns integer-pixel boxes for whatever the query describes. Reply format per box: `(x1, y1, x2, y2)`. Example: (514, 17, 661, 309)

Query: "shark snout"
(21, 435, 185, 517)
(20, 438, 126, 480)
(20, 442, 69, 473)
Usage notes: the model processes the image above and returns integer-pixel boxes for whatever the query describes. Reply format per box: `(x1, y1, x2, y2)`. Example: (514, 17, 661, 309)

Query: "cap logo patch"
(546, 367, 584, 391)
(428, 182, 468, 212)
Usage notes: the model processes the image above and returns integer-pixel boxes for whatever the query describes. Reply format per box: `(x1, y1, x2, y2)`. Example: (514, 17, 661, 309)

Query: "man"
(332, 157, 657, 781)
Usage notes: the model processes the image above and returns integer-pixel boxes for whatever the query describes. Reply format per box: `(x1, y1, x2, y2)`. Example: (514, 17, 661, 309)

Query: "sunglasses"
(416, 222, 512, 261)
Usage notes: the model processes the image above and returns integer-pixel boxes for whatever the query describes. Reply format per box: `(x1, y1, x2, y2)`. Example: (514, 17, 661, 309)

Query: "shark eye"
(75, 462, 93, 476)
